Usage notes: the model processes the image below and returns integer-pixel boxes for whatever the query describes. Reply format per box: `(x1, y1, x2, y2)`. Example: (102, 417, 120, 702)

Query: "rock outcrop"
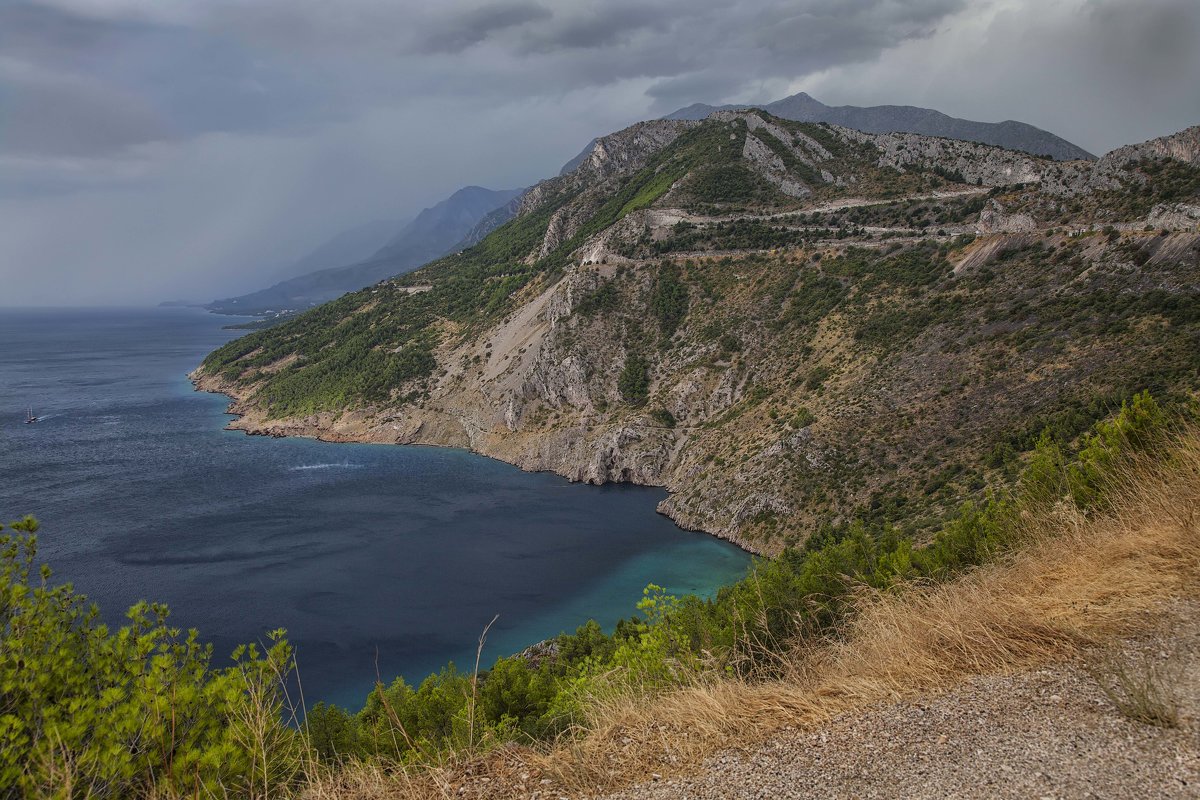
(976, 199, 1037, 234)
(1101, 125, 1200, 168)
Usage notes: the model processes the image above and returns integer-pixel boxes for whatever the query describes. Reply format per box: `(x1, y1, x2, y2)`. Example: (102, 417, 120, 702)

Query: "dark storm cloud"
(0, 1, 150, 58)
(516, 3, 674, 52)
(0, 2, 170, 157)
(1, 0, 975, 161)
(0, 1, 342, 158)
(418, 2, 552, 54)
(0, 64, 171, 157)
(756, 0, 963, 66)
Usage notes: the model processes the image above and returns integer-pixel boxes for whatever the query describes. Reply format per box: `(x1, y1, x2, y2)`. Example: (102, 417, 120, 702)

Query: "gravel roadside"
(599, 602, 1200, 800)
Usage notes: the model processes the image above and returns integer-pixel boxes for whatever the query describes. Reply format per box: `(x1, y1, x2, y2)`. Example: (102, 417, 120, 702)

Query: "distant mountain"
(456, 192, 528, 249)
(373, 186, 524, 262)
(665, 92, 1094, 161)
(208, 186, 522, 315)
(157, 300, 204, 308)
(265, 219, 405, 284)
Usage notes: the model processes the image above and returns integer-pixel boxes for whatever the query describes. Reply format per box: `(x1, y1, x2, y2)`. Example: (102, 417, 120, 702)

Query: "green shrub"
(651, 408, 677, 428)
(805, 366, 832, 390)
(618, 353, 650, 405)
(0, 518, 301, 797)
(650, 263, 689, 341)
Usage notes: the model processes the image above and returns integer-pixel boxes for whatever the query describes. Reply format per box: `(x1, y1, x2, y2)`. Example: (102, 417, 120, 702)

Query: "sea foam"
(288, 461, 365, 471)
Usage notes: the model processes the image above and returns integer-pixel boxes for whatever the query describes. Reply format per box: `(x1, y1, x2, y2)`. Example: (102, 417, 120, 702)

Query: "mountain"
(559, 139, 599, 175)
(265, 219, 404, 284)
(196, 113, 1200, 554)
(664, 91, 1095, 161)
(207, 186, 523, 315)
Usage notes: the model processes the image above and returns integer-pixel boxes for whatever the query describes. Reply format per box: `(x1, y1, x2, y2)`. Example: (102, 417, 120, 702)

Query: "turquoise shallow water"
(0, 307, 750, 708)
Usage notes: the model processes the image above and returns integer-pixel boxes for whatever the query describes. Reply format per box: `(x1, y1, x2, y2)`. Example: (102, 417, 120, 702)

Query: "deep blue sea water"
(0, 307, 749, 709)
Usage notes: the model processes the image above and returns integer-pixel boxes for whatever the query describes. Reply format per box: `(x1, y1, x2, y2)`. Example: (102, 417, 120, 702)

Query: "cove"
(0, 307, 750, 709)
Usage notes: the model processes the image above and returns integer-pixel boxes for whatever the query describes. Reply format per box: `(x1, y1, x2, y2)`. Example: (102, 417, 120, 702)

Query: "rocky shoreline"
(188, 368, 763, 554)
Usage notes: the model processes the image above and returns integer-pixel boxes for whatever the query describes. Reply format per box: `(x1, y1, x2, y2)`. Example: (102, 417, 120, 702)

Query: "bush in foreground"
(0, 516, 303, 798)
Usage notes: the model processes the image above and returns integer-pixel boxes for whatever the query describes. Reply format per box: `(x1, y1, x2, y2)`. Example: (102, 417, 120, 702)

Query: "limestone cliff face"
(976, 199, 1037, 234)
(517, 119, 696, 219)
(580, 121, 693, 181)
(835, 126, 1048, 185)
(1145, 203, 1200, 231)
(742, 134, 811, 198)
(836, 124, 1200, 200)
(513, 119, 698, 259)
(1101, 125, 1200, 168)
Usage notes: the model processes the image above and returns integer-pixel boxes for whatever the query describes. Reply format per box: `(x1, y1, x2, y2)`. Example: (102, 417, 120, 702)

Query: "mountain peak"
(776, 91, 824, 108)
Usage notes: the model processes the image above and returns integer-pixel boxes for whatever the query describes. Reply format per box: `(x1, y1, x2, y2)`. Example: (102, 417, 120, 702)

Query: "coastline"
(189, 367, 765, 556)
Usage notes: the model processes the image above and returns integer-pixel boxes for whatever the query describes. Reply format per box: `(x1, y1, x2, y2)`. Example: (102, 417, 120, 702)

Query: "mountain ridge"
(208, 185, 522, 315)
(264, 218, 404, 285)
(664, 91, 1095, 161)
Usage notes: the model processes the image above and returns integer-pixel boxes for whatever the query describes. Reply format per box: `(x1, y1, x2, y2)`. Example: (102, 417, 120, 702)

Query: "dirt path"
(656, 187, 990, 228)
(600, 601, 1200, 800)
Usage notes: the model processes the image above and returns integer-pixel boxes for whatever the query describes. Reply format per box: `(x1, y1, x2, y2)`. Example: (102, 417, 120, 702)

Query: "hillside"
(666, 91, 1095, 160)
(207, 186, 522, 315)
(195, 113, 1200, 554)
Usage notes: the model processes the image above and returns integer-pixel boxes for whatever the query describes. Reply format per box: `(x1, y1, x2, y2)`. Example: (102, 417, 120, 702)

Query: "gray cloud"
(0, 60, 171, 157)
(756, 0, 963, 65)
(516, 2, 675, 53)
(419, 2, 552, 54)
(1, 0, 1196, 306)
(0, 1, 345, 159)
(644, 70, 752, 111)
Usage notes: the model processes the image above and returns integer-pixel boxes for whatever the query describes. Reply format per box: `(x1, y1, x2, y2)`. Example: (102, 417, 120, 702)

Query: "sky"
(1, 0, 1198, 306)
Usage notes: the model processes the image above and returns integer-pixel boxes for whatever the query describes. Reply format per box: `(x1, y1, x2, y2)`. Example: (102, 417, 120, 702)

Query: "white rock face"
(740, 112, 831, 164)
(1101, 125, 1200, 168)
(578, 120, 696, 182)
(517, 120, 697, 220)
(742, 134, 811, 198)
(1144, 203, 1200, 231)
(842, 127, 1045, 187)
(977, 200, 1037, 234)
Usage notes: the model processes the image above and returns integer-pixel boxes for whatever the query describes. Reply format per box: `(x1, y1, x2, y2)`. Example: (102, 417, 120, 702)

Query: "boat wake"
(289, 461, 365, 472)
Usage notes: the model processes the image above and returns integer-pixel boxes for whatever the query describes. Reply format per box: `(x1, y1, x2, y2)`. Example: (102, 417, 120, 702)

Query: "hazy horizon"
(2, 0, 1198, 307)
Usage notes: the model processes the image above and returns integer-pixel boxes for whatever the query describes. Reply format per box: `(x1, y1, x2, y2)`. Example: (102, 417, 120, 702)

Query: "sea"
(0, 307, 749, 709)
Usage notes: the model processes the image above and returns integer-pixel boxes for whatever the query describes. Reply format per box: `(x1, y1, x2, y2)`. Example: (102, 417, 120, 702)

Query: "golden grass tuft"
(312, 430, 1200, 799)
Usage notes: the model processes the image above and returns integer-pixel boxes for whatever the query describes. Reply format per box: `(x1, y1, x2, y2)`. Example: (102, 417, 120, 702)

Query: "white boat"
(25, 407, 38, 424)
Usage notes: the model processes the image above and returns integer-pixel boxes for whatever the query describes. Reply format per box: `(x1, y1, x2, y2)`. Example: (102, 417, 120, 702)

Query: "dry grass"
(1087, 646, 1183, 728)
(310, 431, 1200, 799)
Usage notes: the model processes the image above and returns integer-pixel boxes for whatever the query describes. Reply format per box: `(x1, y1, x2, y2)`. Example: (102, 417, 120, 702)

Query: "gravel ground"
(600, 603, 1200, 800)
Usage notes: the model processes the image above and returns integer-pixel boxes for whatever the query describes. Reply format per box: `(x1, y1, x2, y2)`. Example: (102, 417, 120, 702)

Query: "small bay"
(0, 307, 749, 708)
